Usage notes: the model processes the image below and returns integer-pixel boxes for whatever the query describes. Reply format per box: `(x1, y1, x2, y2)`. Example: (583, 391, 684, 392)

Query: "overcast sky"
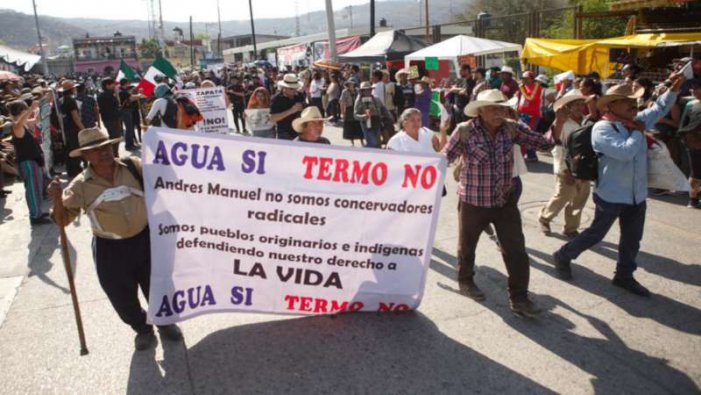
(4, 0, 373, 22)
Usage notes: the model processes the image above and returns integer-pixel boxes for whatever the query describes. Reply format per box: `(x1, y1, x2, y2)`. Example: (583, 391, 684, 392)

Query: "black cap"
(119, 78, 129, 85)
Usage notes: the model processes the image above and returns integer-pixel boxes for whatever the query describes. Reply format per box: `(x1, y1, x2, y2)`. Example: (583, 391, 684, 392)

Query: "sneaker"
(510, 298, 542, 317)
(612, 276, 651, 297)
(458, 280, 486, 301)
(30, 216, 52, 226)
(688, 199, 700, 209)
(552, 250, 573, 280)
(157, 324, 183, 341)
(564, 230, 580, 238)
(134, 331, 157, 351)
(538, 218, 551, 235)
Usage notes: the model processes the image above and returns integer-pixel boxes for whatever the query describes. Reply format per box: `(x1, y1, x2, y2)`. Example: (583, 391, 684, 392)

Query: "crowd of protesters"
(1, 53, 699, 347)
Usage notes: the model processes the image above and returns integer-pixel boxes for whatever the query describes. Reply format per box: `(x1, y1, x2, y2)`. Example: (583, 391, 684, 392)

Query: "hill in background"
(0, 0, 471, 53)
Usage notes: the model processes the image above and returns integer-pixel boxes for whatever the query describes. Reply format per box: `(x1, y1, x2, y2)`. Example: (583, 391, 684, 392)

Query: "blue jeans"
(559, 194, 646, 278)
(360, 123, 380, 148)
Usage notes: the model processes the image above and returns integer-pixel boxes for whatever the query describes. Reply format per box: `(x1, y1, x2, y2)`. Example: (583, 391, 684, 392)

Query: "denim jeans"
(558, 193, 646, 278)
(360, 122, 380, 148)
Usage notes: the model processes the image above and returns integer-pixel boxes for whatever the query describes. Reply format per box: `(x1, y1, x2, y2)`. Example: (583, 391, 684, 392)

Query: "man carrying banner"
(442, 89, 556, 317)
(47, 128, 182, 351)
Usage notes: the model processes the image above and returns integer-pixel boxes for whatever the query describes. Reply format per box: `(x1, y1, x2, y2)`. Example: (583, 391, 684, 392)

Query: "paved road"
(0, 124, 699, 394)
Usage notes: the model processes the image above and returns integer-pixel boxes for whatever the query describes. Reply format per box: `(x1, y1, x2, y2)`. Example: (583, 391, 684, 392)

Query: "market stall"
(521, 32, 701, 77)
(338, 30, 428, 63)
(404, 35, 522, 76)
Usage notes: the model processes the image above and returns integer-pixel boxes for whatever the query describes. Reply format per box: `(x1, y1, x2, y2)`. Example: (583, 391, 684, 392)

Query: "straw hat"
(464, 89, 510, 117)
(292, 106, 326, 133)
(58, 80, 78, 92)
(535, 74, 549, 85)
(522, 70, 535, 79)
(553, 89, 587, 112)
(500, 66, 514, 75)
(394, 69, 409, 80)
(69, 127, 122, 158)
(278, 73, 301, 89)
(597, 84, 645, 110)
(359, 81, 373, 90)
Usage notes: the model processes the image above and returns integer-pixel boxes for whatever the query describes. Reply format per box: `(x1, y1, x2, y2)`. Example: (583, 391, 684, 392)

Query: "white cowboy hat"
(597, 84, 645, 110)
(500, 66, 514, 75)
(69, 127, 122, 158)
(394, 69, 409, 80)
(464, 89, 510, 117)
(359, 81, 373, 90)
(535, 74, 549, 85)
(277, 73, 301, 89)
(292, 106, 327, 133)
(554, 89, 587, 112)
(554, 70, 575, 83)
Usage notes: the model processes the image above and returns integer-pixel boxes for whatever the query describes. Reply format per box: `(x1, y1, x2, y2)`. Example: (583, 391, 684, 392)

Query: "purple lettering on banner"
(172, 142, 188, 166)
(191, 144, 209, 169)
(153, 140, 170, 165)
(241, 150, 266, 174)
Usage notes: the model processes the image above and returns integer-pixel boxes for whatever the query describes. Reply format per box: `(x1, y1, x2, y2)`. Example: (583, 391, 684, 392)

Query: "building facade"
(72, 34, 139, 74)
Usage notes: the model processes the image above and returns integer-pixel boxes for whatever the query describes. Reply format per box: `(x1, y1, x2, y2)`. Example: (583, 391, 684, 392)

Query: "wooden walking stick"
(55, 199, 89, 356)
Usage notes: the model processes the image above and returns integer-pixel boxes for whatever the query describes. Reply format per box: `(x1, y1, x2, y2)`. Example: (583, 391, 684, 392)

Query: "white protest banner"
(182, 87, 230, 134)
(142, 128, 446, 325)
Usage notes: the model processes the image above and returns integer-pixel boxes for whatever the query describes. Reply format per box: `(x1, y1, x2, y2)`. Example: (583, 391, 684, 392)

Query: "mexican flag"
(116, 59, 137, 82)
(430, 90, 450, 125)
(136, 55, 178, 97)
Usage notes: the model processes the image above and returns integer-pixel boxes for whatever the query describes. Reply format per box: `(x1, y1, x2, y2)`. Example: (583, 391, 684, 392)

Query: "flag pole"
(55, 207, 89, 356)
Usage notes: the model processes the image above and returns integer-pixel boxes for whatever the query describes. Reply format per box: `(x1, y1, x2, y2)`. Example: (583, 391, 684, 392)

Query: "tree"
(139, 38, 162, 59)
(542, 0, 628, 39)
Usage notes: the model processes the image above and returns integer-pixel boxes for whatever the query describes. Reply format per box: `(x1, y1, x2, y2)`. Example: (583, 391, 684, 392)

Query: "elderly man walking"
(442, 89, 556, 317)
(553, 76, 683, 296)
(48, 128, 182, 351)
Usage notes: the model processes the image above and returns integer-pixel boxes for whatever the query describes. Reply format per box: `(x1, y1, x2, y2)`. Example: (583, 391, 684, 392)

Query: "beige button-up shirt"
(54, 158, 148, 239)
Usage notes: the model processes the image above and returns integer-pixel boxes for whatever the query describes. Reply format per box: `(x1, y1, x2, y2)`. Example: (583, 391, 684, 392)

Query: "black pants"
(64, 127, 83, 179)
(103, 119, 123, 157)
(457, 190, 530, 301)
(232, 106, 245, 132)
(93, 227, 152, 334)
(310, 97, 325, 117)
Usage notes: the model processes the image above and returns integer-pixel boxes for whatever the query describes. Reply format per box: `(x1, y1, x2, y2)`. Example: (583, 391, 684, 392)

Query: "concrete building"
(72, 33, 139, 74)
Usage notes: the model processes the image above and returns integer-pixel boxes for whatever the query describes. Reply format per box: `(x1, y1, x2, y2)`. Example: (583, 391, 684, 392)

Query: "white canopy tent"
(0, 45, 41, 72)
(404, 35, 522, 72)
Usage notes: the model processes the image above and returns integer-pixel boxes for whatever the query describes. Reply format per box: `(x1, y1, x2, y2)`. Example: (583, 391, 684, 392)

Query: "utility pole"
(217, 0, 222, 57)
(348, 6, 353, 30)
(370, 0, 375, 37)
(189, 16, 194, 68)
(324, 0, 337, 62)
(248, 0, 258, 60)
(31, 0, 49, 75)
(424, 0, 430, 42)
(158, 0, 165, 43)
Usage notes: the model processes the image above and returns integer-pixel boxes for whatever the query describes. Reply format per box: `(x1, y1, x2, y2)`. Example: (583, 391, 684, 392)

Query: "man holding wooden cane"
(47, 127, 182, 351)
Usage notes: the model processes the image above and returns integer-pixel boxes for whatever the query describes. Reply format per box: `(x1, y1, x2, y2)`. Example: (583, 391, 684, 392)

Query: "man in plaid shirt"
(442, 89, 556, 317)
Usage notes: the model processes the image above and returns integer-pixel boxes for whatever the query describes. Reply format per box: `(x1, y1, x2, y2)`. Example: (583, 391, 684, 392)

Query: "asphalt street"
(0, 123, 699, 394)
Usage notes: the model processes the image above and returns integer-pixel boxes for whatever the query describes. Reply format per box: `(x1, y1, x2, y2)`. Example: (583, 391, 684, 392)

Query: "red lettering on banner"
(402, 164, 437, 189)
(283, 294, 365, 313)
(300, 156, 388, 186)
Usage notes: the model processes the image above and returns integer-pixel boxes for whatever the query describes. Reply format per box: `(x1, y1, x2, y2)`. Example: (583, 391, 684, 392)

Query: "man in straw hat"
(354, 81, 386, 148)
(293, 106, 331, 144)
(47, 128, 182, 351)
(270, 73, 306, 140)
(554, 75, 684, 296)
(442, 89, 556, 317)
(538, 90, 591, 238)
(394, 69, 415, 117)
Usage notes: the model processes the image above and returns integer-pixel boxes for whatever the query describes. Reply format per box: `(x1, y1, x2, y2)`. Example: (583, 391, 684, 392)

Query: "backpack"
(452, 119, 518, 181)
(121, 156, 143, 189)
(150, 96, 178, 128)
(564, 121, 618, 181)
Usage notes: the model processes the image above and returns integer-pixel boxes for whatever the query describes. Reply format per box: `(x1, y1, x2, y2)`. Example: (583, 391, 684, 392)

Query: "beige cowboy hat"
(500, 65, 515, 75)
(554, 89, 587, 112)
(58, 79, 79, 92)
(292, 106, 327, 133)
(359, 81, 373, 90)
(464, 89, 510, 117)
(597, 84, 645, 110)
(394, 69, 409, 80)
(69, 127, 122, 158)
(277, 73, 301, 89)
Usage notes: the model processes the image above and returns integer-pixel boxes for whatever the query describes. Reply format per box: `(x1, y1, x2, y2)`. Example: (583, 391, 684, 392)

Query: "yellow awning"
(521, 32, 701, 77)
